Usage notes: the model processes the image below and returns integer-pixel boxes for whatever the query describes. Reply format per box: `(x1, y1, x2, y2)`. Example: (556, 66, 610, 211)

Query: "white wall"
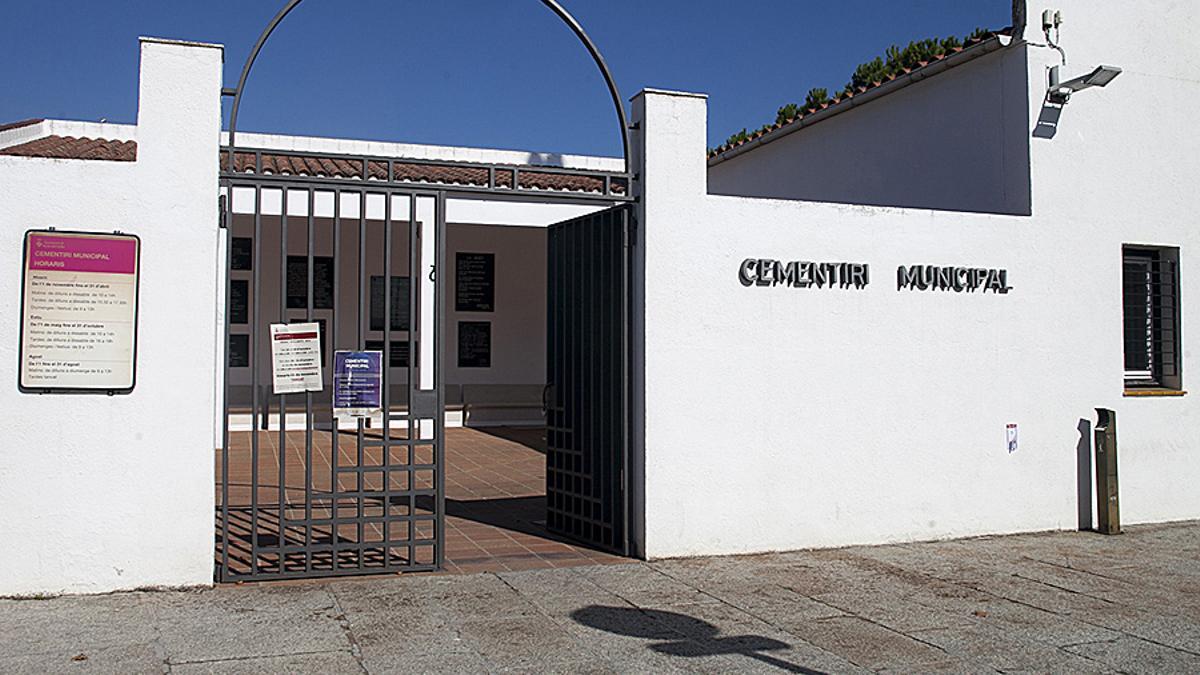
(0, 39, 222, 595)
(633, 0, 1200, 558)
(1021, 0, 1200, 524)
(707, 39, 1032, 216)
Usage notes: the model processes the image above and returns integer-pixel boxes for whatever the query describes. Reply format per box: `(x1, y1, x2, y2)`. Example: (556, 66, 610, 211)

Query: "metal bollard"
(1093, 408, 1121, 535)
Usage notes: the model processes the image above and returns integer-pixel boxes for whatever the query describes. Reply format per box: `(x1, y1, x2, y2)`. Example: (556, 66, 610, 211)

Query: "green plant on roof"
(776, 87, 830, 125)
(717, 28, 990, 151)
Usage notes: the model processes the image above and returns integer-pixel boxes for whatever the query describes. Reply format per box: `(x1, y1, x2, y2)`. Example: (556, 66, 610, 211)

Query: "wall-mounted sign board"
(231, 237, 253, 271)
(230, 279, 249, 324)
(456, 252, 495, 312)
(228, 334, 250, 368)
(458, 321, 491, 368)
(369, 276, 412, 331)
(287, 256, 335, 310)
(19, 230, 141, 394)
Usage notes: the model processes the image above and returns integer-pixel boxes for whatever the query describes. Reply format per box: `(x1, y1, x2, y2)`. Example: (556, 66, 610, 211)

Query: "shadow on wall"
(1077, 418, 1093, 531)
(1033, 98, 1064, 139)
(571, 605, 823, 673)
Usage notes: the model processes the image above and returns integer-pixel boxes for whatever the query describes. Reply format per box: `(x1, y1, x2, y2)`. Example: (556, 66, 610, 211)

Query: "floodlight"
(1048, 65, 1123, 104)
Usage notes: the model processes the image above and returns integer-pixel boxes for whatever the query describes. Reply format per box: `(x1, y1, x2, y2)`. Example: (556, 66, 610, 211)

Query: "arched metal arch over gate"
(216, 1, 635, 582)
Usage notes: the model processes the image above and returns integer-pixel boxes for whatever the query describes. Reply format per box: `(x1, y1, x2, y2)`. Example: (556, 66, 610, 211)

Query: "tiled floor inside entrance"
(217, 426, 624, 577)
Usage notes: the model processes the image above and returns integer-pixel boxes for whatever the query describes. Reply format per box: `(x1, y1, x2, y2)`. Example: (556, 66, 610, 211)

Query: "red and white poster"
(270, 322, 323, 395)
(20, 230, 140, 393)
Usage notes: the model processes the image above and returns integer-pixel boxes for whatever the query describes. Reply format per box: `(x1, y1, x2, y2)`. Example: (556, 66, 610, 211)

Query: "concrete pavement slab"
(777, 614, 951, 670)
(148, 586, 352, 664)
(3, 521, 1199, 673)
(1063, 635, 1200, 674)
(0, 642, 165, 675)
(911, 621, 1116, 673)
(168, 651, 362, 675)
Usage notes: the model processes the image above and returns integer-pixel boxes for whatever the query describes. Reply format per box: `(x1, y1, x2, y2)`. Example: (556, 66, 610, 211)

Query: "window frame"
(1121, 245, 1182, 391)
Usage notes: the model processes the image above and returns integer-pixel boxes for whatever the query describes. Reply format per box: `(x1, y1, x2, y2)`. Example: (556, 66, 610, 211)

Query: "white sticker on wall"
(1006, 423, 1019, 453)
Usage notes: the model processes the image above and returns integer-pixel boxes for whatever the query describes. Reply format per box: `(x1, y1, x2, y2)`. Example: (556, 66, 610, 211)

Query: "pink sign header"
(27, 232, 138, 275)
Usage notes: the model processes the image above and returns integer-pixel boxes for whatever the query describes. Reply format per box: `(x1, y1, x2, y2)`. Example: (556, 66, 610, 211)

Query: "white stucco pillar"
(630, 88, 709, 205)
(629, 88, 709, 559)
(131, 37, 225, 592)
(137, 38, 224, 179)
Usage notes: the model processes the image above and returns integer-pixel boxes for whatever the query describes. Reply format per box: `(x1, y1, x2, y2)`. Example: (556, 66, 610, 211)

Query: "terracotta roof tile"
(221, 151, 625, 195)
(0, 135, 625, 195)
(0, 118, 43, 133)
(0, 134, 136, 161)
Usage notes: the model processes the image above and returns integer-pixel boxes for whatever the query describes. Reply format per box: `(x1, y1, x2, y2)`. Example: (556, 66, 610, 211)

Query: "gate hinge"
(218, 195, 228, 229)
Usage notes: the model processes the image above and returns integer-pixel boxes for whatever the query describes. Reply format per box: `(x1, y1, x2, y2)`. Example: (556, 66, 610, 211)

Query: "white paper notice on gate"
(270, 322, 323, 394)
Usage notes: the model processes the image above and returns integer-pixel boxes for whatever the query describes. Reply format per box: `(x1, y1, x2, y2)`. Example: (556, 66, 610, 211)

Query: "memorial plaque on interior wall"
(230, 279, 249, 325)
(365, 339, 413, 368)
(19, 230, 141, 394)
(228, 334, 250, 368)
(457, 321, 491, 368)
(231, 237, 253, 271)
(455, 252, 495, 312)
(286, 256, 335, 309)
(369, 276, 411, 331)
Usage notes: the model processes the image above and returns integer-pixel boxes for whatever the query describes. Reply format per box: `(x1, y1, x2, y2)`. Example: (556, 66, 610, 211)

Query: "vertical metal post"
(408, 195, 418, 567)
(383, 191, 393, 567)
(330, 188, 340, 571)
(1094, 408, 1121, 535)
(251, 185, 262, 575)
(435, 191, 447, 569)
(278, 186, 288, 570)
(219, 190, 232, 581)
(620, 207, 631, 556)
(356, 190, 366, 569)
(304, 188, 315, 573)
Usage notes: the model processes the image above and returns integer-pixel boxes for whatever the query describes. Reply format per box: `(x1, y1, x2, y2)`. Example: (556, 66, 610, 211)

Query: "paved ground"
(4, 521, 1200, 674)
(219, 427, 624, 577)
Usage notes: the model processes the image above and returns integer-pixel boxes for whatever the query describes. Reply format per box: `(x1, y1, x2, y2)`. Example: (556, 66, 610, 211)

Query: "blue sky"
(0, 1, 1011, 156)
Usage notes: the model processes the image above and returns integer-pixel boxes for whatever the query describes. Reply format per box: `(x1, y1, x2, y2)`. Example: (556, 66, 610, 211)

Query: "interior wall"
(225, 213, 547, 413)
(445, 223, 547, 389)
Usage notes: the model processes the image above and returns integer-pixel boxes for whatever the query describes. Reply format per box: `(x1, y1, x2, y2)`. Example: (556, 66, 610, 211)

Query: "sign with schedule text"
(270, 322, 323, 394)
(19, 230, 141, 393)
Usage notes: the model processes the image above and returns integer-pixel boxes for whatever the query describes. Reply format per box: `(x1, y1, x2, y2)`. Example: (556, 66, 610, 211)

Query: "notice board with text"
(19, 230, 141, 394)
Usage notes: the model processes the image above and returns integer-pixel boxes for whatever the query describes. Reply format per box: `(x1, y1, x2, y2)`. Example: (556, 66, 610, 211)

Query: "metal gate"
(545, 205, 632, 555)
(214, 0, 638, 581)
(217, 173, 445, 581)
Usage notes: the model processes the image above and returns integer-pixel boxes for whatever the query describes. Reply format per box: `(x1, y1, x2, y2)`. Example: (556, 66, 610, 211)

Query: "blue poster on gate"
(332, 350, 383, 420)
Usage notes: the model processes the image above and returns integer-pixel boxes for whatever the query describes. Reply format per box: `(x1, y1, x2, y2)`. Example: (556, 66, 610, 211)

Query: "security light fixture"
(1048, 65, 1123, 104)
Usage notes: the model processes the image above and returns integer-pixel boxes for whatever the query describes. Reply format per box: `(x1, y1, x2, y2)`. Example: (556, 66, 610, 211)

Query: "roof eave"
(707, 35, 1013, 168)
